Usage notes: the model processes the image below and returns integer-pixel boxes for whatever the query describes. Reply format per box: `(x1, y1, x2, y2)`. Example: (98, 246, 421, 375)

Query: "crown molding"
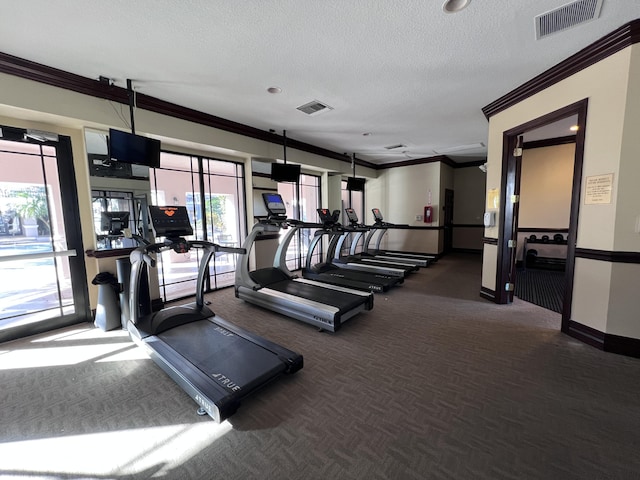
(0, 50, 364, 168)
(483, 19, 640, 119)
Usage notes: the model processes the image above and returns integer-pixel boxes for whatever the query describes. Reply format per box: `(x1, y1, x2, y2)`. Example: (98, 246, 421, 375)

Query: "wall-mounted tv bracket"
(126, 78, 136, 135)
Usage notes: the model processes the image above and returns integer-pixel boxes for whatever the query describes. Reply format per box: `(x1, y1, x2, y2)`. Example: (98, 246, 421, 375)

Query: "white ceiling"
(1, 1, 638, 165)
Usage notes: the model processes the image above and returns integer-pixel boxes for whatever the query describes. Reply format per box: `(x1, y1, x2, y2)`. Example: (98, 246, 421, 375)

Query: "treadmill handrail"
(305, 222, 367, 271)
(129, 238, 246, 326)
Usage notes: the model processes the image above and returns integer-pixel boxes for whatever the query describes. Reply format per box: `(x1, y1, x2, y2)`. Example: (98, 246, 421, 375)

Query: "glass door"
(0, 128, 89, 343)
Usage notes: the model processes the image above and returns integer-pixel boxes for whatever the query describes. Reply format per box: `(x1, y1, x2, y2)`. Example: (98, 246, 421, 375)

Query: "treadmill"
(127, 205, 303, 422)
(301, 208, 403, 293)
(234, 193, 374, 332)
(330, 208, 418, 278)
(361, 208, 436, 267)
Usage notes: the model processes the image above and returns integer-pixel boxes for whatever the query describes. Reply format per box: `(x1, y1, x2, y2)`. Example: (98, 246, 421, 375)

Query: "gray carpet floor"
(1, 253, 640, 480)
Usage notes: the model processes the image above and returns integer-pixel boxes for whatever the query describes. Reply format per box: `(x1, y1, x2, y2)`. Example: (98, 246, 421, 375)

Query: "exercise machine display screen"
(101, 211, 130, 235)
(372, 208, 384, 222)
(262, 193, 287, 216)
(345, 208, 359, 224)
(317, 208, 332, 223)
(149, 206, 194, 238)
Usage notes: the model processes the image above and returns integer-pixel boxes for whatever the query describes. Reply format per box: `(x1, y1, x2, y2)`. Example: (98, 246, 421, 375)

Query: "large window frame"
(277, 173, 321, 271)
(150, 151, 246, 302)
(0, 131, 89, 343)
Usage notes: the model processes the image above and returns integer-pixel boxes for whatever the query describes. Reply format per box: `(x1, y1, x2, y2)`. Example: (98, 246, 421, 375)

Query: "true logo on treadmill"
(211, 373, 242, 392)
(312, 315, 332, 325)
(194, 394, 212, 413)
(215, 326, 234, 337)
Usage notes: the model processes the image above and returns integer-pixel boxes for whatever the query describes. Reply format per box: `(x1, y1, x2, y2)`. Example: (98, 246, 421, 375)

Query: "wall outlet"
(416, 214, 423, 221)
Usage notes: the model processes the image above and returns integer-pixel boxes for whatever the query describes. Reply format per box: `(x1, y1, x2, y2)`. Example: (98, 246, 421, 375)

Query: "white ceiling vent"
(296, 100, 333, 116)
(384, 144, 407, 150)
(535, 0, 603, 40)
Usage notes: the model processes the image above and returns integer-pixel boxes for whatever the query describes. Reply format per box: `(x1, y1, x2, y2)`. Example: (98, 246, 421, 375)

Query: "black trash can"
(92, 272, 121, 331)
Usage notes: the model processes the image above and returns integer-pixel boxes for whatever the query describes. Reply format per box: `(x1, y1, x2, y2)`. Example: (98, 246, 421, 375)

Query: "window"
(277, 174, 321, 270)
(0, 134, 89, 340)
(91, 190, 137, 250)
(150, 152, 246, 302)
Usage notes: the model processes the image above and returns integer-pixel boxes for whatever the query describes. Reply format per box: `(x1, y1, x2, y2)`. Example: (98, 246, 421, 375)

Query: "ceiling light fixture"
(570, 125, 579, 132)
(267, 87, 282, 94)
(442, 0, 471, 13)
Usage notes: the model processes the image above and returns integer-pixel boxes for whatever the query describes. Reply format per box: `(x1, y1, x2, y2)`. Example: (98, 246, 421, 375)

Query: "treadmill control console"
(262, 193, 287, 216)
(317, 208, 340, 226)
(149, 206, 194, 238)
(345, 208, 359, 225)
(372, 208, 384, 223)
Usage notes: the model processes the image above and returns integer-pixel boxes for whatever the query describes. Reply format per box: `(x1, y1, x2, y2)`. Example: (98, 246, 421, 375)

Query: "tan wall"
(483, 45, 640, 337)
(453, 227, 484, 251)
(453, 166, 486, 224)
(452, 165, 486, 251)
(376, 162, 442, 253)
(481, 244, 497, 292)
(606, 45, 640, 337)
(516, 143, 574, 261)
(439, 163, 454, 226)
(379, 162, 441, 225)
(519, 143, 575, 229)
(385, 229, 440, 255)
(615, 44, 640, 252)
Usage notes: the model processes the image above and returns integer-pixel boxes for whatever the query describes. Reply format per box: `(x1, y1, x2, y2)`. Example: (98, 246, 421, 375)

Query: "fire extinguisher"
(424, 190, 433, 224)
(424, 205, 433, 224)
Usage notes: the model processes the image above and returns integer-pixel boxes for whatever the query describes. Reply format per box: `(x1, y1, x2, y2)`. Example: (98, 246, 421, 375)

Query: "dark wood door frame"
(443, 188, 454, 254)
(495, 99, 588, 332)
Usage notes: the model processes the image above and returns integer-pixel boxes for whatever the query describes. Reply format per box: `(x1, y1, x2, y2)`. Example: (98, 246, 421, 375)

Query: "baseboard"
(480, 286, 496, 302)
(603, 333, 640, 359)
(451, 248, 482, 254)
(566, 320, 605, 349)
(567, 320, 640, 358)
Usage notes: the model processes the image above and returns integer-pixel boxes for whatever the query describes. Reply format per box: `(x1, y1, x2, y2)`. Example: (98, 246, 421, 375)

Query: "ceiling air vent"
(296, 100, 333, 116)
(535, 0, 603, 40)
(384, 144, 407, 150)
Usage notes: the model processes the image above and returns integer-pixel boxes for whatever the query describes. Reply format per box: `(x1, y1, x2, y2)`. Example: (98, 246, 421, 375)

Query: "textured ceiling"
(1, 1, 638, 164)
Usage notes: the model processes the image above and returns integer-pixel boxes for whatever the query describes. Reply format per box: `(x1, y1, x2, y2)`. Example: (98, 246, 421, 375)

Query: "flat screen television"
(101, 211, 130, 235)
(270, 162, 300, 183)
(346, 177, 366, 191)
(108, 129, 161, 168)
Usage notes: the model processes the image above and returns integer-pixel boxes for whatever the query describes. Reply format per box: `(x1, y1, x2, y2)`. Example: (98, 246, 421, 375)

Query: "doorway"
(443, 189, 454, 254)
(496, 99, 588, 332)
(0, 127, 90, 343)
